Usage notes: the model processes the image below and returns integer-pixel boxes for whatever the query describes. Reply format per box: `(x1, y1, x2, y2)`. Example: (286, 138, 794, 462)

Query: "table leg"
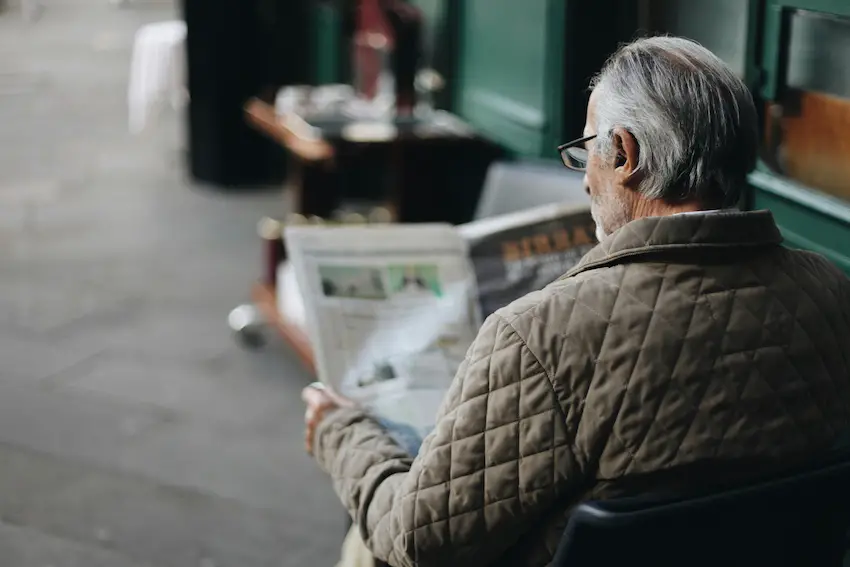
(295, 159, 340, 219)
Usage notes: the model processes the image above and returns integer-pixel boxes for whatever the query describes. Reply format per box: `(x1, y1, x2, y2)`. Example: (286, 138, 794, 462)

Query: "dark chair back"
(554, 459, 850, 567)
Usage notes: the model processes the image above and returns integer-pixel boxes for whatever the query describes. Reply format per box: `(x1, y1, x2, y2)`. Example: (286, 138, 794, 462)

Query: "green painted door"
(453, 0, 565, 157)
(450, 0, 637, 159)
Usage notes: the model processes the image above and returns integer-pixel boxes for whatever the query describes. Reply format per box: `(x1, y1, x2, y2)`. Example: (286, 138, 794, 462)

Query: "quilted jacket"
(314, 210, 850, 567)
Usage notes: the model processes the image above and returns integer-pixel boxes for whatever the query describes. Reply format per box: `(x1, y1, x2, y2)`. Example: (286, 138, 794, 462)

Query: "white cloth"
(335, 525, 375, 567)
(675, 209, 721, 216)
(127, 20, 187, 134)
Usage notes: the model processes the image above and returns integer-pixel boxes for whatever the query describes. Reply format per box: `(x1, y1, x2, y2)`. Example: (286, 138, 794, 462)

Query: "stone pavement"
(0, 1, 343, 565)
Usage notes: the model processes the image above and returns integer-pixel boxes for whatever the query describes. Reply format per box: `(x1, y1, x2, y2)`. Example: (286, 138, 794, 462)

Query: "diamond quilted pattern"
(313, 211, 850, 567)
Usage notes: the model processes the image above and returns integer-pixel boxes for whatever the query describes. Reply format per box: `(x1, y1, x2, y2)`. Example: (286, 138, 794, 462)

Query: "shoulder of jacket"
(774, 248, 850, 302)
(493, 265, 628, 334)
(786, 247, 848, 277)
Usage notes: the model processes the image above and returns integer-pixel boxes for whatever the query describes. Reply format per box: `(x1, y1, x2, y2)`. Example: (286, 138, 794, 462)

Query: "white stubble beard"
(590, 190, 631, 244)
(592, 208, 608, 242)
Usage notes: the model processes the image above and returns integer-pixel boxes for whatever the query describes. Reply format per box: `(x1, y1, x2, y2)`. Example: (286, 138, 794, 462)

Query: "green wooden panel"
(312, 3, 342, 85)
(749, 170, 850, 274)
(454, 0, 565, 157)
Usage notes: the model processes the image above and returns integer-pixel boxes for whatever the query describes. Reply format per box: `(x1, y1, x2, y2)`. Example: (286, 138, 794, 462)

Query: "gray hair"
(590, 36, 758, 207)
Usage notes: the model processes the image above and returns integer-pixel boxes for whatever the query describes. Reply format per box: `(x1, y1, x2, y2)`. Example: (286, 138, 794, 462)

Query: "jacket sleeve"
(313, 313, 580, 567)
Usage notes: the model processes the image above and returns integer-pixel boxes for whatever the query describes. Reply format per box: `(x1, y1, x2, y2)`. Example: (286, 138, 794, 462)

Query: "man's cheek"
(585, 168, 603, 196)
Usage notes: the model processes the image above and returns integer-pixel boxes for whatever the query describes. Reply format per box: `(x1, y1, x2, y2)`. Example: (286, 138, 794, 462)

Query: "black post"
(180, 0, 309, 188)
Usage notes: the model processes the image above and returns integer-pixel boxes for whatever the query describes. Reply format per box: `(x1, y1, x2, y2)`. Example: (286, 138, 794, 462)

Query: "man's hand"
(301, 383, 356, 455)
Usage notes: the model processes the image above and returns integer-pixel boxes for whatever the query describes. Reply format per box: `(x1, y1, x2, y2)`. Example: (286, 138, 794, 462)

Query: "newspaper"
(285, 224, 480, 434)
(284, 205, 596, 434)
(460, 203, 596, 318)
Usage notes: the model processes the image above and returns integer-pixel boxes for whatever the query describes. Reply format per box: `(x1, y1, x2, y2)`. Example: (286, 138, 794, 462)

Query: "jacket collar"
(565, 210, 783, 278)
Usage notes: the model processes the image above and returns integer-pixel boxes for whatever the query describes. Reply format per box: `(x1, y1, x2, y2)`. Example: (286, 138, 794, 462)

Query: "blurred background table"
(245, 96, 502, 225)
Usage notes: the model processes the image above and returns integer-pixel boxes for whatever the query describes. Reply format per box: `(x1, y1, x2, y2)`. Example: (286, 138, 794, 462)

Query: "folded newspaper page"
(285, 224, 480, 434)
(284, 204, 596, 433)
(459, 203, 597, 318)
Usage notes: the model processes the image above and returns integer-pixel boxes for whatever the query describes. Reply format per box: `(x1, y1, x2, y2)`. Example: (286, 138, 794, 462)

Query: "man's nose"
(583, 175, 590, 195)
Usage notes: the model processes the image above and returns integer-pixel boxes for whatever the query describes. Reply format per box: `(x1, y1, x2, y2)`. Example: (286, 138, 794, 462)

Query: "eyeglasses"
(557, 134, 597, 171)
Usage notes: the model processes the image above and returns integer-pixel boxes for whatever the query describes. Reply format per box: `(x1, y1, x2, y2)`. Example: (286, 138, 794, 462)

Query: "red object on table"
(358, 0, 392, 38)
(352, 0, 393, 101)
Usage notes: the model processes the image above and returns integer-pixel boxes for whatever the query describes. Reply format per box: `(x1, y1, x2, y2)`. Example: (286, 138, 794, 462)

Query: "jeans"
(377, 418, 430, 456)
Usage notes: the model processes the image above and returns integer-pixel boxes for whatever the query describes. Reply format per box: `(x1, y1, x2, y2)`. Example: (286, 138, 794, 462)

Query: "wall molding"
(749, 168, 850, 225)
(460, 89, 548, 156)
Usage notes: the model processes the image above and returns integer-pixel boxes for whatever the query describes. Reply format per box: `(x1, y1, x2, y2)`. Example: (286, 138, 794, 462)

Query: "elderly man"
(302, 36, 850, 567)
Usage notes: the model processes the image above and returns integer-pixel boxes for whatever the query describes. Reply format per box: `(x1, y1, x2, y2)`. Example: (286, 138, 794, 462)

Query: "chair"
(554, 458, 850, 567)
(127, 20, 187, 134)
(473, 160, 588, 220)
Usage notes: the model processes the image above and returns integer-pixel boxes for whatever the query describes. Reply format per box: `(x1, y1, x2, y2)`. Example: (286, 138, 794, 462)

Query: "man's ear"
(612, 127, 642, 188)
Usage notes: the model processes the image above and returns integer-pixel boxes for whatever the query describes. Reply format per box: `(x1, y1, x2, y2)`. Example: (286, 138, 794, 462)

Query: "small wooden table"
(245, 99, 340, 219)
(251, 281, 316, 373)
(244, 98, 334, 163)
(244, 97, 502, 224)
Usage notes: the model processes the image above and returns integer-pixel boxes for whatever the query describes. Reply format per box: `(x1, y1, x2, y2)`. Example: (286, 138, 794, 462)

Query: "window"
(763, 9, 850, 203)
(646, 0, 750, 77)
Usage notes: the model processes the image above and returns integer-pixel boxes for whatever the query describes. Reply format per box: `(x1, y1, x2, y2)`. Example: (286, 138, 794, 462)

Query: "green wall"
(449, 0, 635, 159)
(454, 0, 563, 157)
(750, 171, 850, 274)
(312, 2, 343, 85)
